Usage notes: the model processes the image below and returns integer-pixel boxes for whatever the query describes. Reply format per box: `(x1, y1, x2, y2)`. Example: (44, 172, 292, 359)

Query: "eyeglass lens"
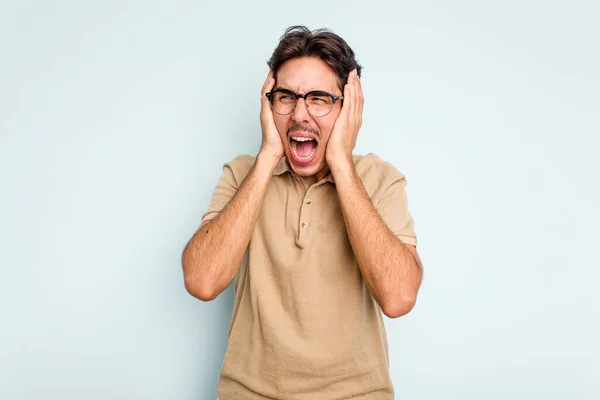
(272, 91, 334, 117)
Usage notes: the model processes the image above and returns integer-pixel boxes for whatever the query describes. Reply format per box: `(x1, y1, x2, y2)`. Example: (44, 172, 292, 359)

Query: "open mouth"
(290, 136, 318, 165)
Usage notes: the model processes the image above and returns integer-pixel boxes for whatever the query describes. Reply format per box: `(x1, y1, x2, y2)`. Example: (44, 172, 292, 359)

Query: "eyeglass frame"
(265, 88, 344, 117)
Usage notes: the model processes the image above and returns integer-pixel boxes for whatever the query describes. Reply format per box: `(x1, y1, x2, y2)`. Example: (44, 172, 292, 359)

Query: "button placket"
(298, 188, 313, 237)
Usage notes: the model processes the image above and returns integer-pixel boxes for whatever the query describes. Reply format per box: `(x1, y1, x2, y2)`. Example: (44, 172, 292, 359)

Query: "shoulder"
(221, 154, 256, 187)
(224, 154, 256, 171)
(351, 153, 408, 203)
(353, 153, 406, 184)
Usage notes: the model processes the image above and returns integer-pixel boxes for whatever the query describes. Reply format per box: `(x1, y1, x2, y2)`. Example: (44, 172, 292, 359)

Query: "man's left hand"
(326, 69, 363, 168)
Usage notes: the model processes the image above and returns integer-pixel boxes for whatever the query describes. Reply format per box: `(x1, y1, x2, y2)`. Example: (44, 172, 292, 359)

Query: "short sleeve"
(375, 176, 417, 247)
(200, 155, 256, 223)
(200, 163, 239, 223)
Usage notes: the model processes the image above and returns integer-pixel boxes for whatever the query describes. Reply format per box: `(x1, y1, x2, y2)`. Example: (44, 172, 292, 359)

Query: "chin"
(287, 153, 327, 177)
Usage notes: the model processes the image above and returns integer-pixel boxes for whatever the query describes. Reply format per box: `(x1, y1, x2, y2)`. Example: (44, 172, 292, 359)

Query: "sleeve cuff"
(396, 234, 417, 247)
(201, 211, 220, 224)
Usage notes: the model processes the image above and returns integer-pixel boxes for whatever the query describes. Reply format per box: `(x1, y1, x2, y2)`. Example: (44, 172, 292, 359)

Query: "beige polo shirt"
(201, 153, 417, 399)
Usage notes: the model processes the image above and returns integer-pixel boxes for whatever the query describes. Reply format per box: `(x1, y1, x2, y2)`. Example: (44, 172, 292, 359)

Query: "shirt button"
(305, 199, 312, 205)
(302, 222, 309, 228)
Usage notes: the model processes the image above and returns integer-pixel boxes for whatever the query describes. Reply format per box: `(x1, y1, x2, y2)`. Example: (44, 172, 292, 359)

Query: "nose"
(291, 97, 311, 123)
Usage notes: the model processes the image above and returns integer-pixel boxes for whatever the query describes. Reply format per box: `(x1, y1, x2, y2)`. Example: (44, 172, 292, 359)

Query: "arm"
(326, 69, 422, 318)
(182, 71, 283, 301)
(330, 162, 422, 318)
(182, 152, 279, 301)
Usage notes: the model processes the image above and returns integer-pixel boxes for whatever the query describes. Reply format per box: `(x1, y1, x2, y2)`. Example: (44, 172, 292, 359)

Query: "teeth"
(291, 136, 315, 142)
(291, 140, 317, 160)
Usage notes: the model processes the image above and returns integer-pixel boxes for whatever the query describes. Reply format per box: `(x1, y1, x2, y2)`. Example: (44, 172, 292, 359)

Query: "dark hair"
(267, 25, 362, 91)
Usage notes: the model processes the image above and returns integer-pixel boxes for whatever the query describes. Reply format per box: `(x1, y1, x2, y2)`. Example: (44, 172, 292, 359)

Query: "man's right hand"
(259, 71, 284, 161)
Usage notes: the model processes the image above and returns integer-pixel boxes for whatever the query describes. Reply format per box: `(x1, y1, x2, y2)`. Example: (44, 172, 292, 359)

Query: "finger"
(262, 70, 274, 92)
(261, 71, 276, 112)
(348, 71, 359, 122)
(261, 71, 275, 99)
(350, 70, 361, 123)
(353, 70, 363, 123)
(341, 82, 352, 121)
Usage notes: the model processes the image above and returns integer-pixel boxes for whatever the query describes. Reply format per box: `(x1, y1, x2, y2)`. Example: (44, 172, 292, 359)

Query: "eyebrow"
(273, 87, 337, 95)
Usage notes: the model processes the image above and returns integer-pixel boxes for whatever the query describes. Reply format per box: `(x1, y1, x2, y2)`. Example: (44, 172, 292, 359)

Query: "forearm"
(330, 159, 422, 317)
(182, 152, 279, 301)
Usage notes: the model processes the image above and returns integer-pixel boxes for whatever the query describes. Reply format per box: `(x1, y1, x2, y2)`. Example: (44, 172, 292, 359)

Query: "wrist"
(326, 151, 353, 172)
(256, 149, 282, 172)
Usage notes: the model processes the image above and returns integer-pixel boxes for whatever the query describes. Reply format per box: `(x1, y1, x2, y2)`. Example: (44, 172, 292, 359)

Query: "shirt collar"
(273, 157, 336, 184)
(273, 157, 291, 176)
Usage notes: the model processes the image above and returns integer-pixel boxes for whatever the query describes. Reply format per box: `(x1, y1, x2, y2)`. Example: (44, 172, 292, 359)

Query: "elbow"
(381, 295, 417, 319)
(181, 248, 219, 302)
(182, 257, 219, 302)
(184, 274, 219, 302)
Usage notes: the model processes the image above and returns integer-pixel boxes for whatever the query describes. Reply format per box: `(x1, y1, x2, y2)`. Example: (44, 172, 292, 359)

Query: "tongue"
(296, 140, 316, 157)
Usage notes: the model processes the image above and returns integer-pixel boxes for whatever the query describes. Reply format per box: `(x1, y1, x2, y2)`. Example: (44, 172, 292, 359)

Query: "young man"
(182, 25, 422, 399)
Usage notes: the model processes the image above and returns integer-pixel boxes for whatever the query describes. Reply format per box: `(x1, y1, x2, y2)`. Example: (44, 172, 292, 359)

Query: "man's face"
(272, 57, 343, 181)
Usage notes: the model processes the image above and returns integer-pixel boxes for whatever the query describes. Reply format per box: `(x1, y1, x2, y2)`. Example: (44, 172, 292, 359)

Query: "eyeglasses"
(265, 89, 343, 117)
